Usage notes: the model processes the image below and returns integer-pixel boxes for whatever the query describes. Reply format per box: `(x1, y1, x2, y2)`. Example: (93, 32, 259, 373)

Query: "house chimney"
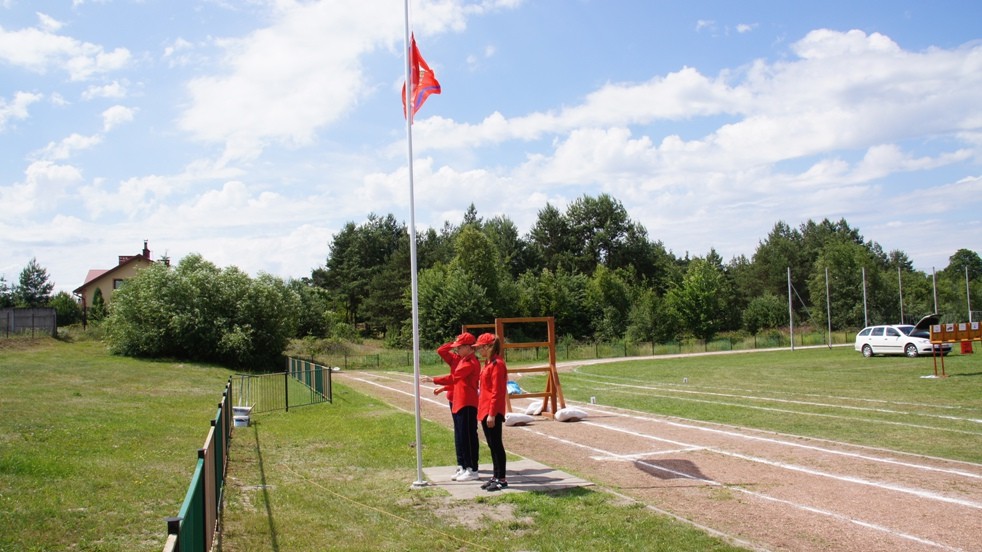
(143, 240, 151, 260)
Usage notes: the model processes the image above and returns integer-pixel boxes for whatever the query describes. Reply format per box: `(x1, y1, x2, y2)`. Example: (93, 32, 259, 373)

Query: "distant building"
(73, 240, 165, 319)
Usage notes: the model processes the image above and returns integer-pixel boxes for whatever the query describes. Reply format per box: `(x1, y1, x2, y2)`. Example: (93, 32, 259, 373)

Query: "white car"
(854, 314, 951, 358)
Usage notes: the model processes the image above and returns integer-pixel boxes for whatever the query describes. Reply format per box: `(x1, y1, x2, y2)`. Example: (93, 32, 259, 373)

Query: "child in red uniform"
(474, 333, 508, 491)
(423, 332, 481, 481)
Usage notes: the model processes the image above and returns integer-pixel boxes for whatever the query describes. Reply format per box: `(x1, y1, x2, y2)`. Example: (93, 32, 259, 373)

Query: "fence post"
(284, 370, 289, 413)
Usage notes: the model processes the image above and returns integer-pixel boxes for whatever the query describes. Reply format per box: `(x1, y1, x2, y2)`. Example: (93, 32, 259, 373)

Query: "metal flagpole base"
(410, 480, 430, 489)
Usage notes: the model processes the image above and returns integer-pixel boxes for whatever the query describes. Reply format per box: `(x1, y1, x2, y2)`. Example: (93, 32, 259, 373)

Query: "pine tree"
(15, 258, 54, 307)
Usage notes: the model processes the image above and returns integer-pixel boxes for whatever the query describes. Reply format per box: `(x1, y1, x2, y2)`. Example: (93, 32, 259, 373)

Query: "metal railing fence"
(162, 358, 332, 552)
(232, 358, 332, 414)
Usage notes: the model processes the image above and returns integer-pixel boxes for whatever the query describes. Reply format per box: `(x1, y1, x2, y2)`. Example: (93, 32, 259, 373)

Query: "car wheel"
(904, 343, 919, 358)
(862, 344, 873, 358)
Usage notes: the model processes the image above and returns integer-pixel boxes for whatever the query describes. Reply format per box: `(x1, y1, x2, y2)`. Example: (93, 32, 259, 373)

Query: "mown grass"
(533, 346, 982, 463)
(0, 337, 233, 552)
(5, 337, 979, 551)
(219, 385, 742, 552)
(2, 338, 744, 552)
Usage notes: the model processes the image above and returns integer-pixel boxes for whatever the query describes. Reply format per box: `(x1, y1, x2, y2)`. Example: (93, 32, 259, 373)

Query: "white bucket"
(232, 405, 253, 427)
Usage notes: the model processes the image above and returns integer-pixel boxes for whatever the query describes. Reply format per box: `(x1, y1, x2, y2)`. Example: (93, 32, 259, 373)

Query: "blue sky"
(2, 0, 981, 295)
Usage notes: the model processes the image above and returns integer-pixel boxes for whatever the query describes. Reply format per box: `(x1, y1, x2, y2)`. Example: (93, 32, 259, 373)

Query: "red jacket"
(434, 343, 480, 413)
(477, 354, 508, 420)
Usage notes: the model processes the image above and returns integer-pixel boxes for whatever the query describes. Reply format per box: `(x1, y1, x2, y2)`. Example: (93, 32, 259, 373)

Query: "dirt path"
(336, 368, 982, 552)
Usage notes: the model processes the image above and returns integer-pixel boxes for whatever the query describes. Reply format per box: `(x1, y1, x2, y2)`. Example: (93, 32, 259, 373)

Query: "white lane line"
(347, 374, 968, 552)
(516, 425, 966, 552)
(590, 448, 705, 461)
(572, 376, 982, 424)
(572, 368, 982, 414)
(582, 419, 982, 510)
(582, 402, 982, 481)
(358, 372, 982, 480)
(586, 384, 982, 436)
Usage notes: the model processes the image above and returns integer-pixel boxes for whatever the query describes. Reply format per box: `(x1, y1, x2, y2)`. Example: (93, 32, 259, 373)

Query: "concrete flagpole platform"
(423, 458, 593, 500)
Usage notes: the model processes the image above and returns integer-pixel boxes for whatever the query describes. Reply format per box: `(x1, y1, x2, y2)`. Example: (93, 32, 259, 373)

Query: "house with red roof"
(73, 240, 164, 319)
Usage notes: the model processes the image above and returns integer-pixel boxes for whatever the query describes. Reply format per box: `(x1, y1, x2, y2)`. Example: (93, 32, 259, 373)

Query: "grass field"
(538, 346, 982, 464)
(2, 337, 979, 551)
(0, 337, 233, 552)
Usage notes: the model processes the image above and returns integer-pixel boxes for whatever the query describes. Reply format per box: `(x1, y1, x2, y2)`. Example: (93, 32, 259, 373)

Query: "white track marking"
(586, 385, 982, 436)
(342, 377, 982, 552)
(581, 419, 982, 510)
(361, 371, 982, 477)
(571, 375, 982, 424)
(516, 425, 966, 552)
(591, 448, 705, 460)
(572, 367, 982, 414)
(581, 403, 982, 480)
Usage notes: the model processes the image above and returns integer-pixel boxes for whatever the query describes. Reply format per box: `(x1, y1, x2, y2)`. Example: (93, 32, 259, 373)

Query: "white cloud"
(178, 1, 403, 162)
(101, 105, 135, 131)
(373, 29, 982, 268)
(0, 91, 42, 131)
(82, 81, 127, 100)
(162, 37, 201, 68)
(36, 12, 63, 32)
(35, 133, 102, 161)
(0, 160, 85, 217)
(0, 19, 130, 80)
(415, 29, 982, 175)
(696, 20, 715, 32)
(49, 92, 69, 107)
(176, 0, 514, 164)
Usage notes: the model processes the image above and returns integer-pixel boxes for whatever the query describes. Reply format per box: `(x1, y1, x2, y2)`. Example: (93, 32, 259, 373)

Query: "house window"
(113, 279, 125, 290)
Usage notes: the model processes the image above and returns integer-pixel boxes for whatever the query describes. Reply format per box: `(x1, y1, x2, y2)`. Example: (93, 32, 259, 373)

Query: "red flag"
(402, 34, 441, 121)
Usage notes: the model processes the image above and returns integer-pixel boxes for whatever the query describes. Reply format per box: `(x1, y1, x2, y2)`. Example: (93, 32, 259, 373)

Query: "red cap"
(449, 332, 476, 347)
(475, 333, 496, 347)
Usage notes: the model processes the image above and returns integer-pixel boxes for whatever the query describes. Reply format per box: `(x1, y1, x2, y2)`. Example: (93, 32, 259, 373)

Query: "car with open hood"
(854, 314, 952, 358)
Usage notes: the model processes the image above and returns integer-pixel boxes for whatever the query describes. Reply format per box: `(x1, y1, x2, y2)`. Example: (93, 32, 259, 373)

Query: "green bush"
(104, 254, 300, 370)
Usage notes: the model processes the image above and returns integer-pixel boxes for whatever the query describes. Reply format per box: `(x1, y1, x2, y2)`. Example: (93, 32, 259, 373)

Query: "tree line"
(311, 193, 982, 347)
(5, 192, 978, 369)
(1, 258, 82, 326)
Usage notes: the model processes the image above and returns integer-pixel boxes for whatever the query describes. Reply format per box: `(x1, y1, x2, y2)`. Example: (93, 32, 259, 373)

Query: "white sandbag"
(504, 413, 535, 426)
(554, 407, 588, 422)
(524, 402, 543, 416)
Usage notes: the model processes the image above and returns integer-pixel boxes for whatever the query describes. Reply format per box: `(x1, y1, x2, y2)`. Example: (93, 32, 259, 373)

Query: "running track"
(336, 365, 982, 552)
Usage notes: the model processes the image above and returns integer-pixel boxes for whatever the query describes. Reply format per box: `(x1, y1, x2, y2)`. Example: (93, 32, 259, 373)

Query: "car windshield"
(897, 325, 915, 336)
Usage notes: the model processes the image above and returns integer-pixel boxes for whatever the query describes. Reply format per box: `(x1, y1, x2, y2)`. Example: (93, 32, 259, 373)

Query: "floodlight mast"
(787, 267, 794, 351)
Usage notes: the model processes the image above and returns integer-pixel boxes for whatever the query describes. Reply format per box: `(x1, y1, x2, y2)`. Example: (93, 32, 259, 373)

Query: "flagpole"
(403, 0, 427, 488)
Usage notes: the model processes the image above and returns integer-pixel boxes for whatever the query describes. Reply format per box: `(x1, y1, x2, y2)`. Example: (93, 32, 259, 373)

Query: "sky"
(2, 0, 981, 295)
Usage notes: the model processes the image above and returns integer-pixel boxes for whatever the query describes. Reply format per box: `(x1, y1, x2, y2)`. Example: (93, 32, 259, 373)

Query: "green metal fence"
(233, 358, 333, 414)
(162, 359, 332, 552)
(163, 379, 232, 552)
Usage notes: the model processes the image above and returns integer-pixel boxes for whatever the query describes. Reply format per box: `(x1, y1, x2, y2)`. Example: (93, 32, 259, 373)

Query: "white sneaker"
(450, 466, 465, 481)
(456, 468, 479, 482)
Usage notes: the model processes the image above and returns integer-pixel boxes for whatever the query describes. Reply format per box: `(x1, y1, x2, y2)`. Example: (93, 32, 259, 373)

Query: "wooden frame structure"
(929, 321, 981, 377)
(463, 316, 565, 418)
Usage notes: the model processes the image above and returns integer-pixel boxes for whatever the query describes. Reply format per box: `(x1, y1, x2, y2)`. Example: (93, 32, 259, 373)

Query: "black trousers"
(481, 413, 506, 479)
(452, 405, 479, 471)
